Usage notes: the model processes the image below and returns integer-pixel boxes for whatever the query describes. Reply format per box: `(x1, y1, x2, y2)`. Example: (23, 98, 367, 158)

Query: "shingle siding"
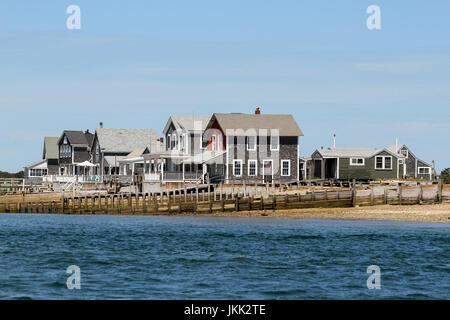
(339, 151, 398, 180)
(226, 136, 298, 183)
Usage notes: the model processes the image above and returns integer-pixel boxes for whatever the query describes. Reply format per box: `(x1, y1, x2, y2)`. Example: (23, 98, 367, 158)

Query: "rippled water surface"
(0, 214, 448, 299)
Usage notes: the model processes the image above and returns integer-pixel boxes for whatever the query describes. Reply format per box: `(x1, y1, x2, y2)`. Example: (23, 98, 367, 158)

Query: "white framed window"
(399, 159, 404, 164)
(350, 158, 365, 166)
(375, 156, 392, 170)
(200, 135, 206, 150)
(30, 168, 47, 177)
(248, 160, 257, 176)
(212, 135, 217, 151)
(171, 133, 177, 150)
(281, 160, 290, 176)
(233, 160, 242, 177)
(270, 136, 279, 151)
(400, 149, 408, 158)
(180, 133, 185, 150)
(247, 136, 256, 151)
(418, 167, 430, 174)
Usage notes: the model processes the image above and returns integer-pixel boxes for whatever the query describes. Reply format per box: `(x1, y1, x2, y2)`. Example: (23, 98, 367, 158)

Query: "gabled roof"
(123, 147, 150, 160)
(387, 144, 433, 167)
(163, 116, 211, 135)
(208, 113, 303, 136)
(42, 137, 59, 159)
(315, 147, 398, 158)
(24, 159, 47, 169)
(58, 130, 93, 147)
(95, 128, 158, 153)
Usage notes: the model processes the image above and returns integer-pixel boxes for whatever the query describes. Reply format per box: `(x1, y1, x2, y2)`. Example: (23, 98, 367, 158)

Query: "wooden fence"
(1, 183, 449, 215)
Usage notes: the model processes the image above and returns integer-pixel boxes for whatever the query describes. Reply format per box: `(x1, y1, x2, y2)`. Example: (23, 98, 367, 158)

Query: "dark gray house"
(58, 130, 94, 176)
(307, 147, 401, 181)
(202, 109, 304, 184)
(387, 144, 434, 180)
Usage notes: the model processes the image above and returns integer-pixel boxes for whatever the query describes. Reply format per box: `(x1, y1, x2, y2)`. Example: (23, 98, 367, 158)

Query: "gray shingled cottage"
(57, 130, 94, 176)
(142, 116, 211, 183)
(90, 126, 161, 177)
(387, 144, 434, 180)
(307, 147, 401, 181)
(202, 108, 304, 184)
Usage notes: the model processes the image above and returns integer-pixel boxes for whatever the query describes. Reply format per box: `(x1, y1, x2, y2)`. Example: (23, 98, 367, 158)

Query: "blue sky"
(0, 1, 449, 172)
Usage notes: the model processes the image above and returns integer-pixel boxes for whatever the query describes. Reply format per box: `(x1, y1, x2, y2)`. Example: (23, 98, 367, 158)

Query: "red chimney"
(255, 107, 261, 115)
(159, 137, 164, 143)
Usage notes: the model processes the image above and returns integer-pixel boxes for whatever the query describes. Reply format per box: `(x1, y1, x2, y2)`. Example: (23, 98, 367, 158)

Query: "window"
(400, 149, 408, 158)
(171, 134, 177, 150)
(200, 135, 206, 149)
(233, 160, 242, 176)
(270, 136, 279, 151)
(385, 157, 392, 169)
(247, 136, 256, 151)
(375, 156, 392, 170)
(212, 135, 217, 151)
(350, 158, 365, 166)
(248, 160, 257, 176)
(180, 134, 185, 150)
(418, 167, 430, 174)
(29, 168, 47, 177)
(281, 160, 290, 176)
(399, 159, 404, 164)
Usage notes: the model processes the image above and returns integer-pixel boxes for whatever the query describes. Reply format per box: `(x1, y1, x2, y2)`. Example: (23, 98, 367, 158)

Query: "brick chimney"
(159, 137, 164, 143)
(255, 107, 261, 115)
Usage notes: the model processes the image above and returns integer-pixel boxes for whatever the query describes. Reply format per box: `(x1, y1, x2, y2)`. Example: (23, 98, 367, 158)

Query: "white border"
(281, 159, 290, 176)
(233, 159, 242, 177)
(248, 159, 257, 176)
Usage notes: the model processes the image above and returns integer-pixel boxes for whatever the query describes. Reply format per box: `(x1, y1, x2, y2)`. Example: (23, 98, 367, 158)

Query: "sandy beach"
(185, 203, 450, 223)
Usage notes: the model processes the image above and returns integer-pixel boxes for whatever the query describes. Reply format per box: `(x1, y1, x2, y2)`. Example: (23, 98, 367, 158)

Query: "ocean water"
(0, 214, 448, 300)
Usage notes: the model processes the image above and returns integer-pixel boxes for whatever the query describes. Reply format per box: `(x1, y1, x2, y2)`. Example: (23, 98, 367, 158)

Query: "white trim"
(350, 157, 365, 166)
(336, 157, 340, 179)
(248, 159, 257, 176)
(247, 136, 256, 151)
(200, 135, 206, 150)
(212, 135, 217, 151)
(233, 159, 243, 177)
(270, 136, 279, 151)
(375, 156, 393, 170)
(418, 167, 431, 174)
(281, 159, 290, 176)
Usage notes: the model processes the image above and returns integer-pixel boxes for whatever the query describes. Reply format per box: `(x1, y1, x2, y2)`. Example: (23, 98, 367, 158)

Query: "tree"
(440, 168, 450, 184)
(0, 171, 24, 179)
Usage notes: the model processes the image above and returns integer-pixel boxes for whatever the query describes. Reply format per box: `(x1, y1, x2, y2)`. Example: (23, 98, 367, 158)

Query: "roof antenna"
(333, 134, 336, 148)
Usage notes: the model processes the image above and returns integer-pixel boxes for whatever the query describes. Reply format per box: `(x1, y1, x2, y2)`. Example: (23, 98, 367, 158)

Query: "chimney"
(159, 137, 164, 143)
(99, 122, 103, 128)
(85, 129, 90, 134)
(255, 107, 261, 115)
